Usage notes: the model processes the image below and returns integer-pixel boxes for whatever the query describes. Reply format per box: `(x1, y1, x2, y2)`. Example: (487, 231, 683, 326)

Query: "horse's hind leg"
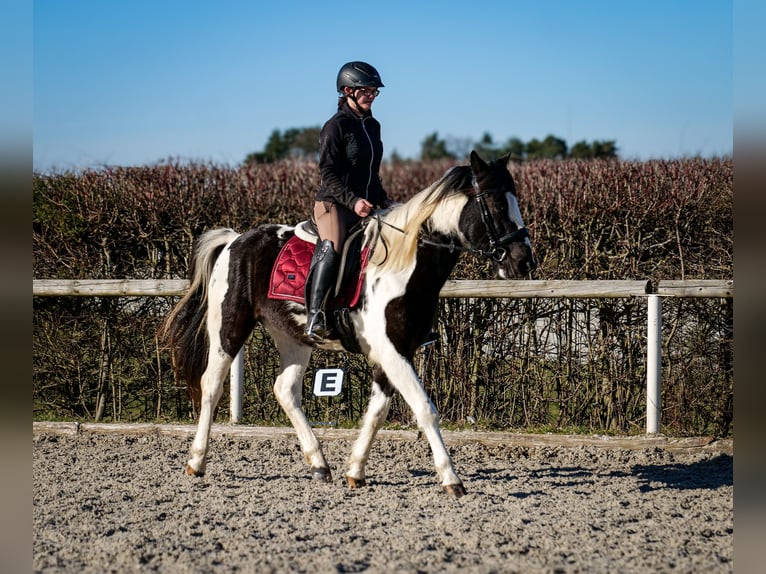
(187, 252, 254, 476)
(270, 329, 332, 481)
(346, 366, 394, 488)
(186, 346, 231, 476)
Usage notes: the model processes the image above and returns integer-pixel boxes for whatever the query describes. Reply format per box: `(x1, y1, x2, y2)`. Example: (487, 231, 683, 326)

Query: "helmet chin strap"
(347, 90, 371, 117)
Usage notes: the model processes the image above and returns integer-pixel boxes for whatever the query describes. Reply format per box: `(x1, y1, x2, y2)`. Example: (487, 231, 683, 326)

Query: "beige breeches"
(313, 201, 360, 253)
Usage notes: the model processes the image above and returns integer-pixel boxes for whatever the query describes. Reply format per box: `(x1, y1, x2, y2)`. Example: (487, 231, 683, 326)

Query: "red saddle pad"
(268, 235, 369, 309)
(268, 235, 314, 303)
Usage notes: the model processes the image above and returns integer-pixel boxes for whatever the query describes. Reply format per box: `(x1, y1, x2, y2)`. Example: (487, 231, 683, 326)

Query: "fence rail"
(32, 278, 733, 298)
(33, 279, 733, 434)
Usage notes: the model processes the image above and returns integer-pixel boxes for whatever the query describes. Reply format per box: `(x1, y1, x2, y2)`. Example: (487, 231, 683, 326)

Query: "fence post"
(646, 294, 662, 434)
(230, 349, 244, 423)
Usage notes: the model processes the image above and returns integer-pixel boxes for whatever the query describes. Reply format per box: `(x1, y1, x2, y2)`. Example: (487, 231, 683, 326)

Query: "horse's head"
(463, 150, 536, 278)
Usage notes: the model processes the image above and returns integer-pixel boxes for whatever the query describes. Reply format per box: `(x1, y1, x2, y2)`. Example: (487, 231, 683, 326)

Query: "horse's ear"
(470, 150, 488, 174)
(500, 151, 523, 169)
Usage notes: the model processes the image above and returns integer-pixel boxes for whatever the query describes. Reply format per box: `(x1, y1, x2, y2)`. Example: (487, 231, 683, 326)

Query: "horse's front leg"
(271, 332, 332, 481)
(379, 351, 465, 497)
(186, 350, 230, 476)
(346, 366, 394, 488)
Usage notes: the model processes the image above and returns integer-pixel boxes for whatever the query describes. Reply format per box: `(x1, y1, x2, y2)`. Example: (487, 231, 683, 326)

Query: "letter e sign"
(313, 368, 344, 397)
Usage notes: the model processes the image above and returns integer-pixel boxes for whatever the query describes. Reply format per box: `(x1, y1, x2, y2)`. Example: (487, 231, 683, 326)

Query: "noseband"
(472, 185, 529, 262)
(417, 184, 529, 262)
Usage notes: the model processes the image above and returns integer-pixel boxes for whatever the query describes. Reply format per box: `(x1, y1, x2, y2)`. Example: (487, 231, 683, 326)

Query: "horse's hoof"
(345, 476, 366, 489)
(311, 468, 332, 482)
(443, 483, 466, 498)
(185, 464, 204, 477)
(186, 462, 205, 476)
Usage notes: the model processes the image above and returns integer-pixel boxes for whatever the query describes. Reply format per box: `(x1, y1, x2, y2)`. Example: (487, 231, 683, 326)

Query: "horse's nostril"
(521, 257, 536, 277)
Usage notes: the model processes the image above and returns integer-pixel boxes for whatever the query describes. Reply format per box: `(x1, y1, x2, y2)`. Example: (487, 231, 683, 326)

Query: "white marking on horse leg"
(187, 258, 232, 476)
(377, 350, 462, 489)
(187, 346, 231, 475)
(346, 381, 392, 484)
(269, 329, 330, 476)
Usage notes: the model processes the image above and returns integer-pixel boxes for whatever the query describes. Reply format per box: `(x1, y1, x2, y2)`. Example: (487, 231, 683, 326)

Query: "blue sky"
(32, 0, 733, 172)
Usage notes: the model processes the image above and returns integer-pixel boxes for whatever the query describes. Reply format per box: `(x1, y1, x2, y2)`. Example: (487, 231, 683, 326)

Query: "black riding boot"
(304, 240, 340, 341)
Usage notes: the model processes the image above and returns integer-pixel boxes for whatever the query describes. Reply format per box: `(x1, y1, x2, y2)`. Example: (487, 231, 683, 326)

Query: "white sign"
(313, 368, 344, 397)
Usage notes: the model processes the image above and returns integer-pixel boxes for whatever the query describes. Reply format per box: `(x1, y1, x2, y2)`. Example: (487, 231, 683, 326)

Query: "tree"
(541, 134, 568, 159)
(569, 140, 594, 159)
(503, 137, 525, 159)
(525, 137, 544, 159)
(244, 127, 321, 164)
(420, 132, 456, 160)
(289, 127, 321, 159)
(444, 135, 473, 160)
(244, 129, 285, 164)
(569, 139, 618, 159)
(264, 129, 292, 161)
(473, 132, 499, 160)
(245, 127, 620, 164)
(592, 140, 618, 158)
(525, 134, 567, 159)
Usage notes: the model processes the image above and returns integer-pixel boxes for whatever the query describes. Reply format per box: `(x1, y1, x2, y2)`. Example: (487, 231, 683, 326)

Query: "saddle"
(268, 219, 370, 352)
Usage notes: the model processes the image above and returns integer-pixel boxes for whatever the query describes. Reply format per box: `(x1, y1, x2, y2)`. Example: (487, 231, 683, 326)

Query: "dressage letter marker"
(313, 369, 344, 397)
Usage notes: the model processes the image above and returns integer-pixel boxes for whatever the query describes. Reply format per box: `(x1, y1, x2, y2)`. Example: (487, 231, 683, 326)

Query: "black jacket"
(315, 102, 389, 211)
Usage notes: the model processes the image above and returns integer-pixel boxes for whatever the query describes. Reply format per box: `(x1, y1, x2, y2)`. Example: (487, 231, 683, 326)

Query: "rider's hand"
(354, 198, 374, 217)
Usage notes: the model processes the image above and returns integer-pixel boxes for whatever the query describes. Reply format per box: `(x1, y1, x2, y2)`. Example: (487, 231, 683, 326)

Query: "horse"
(162, 150, 536, 497)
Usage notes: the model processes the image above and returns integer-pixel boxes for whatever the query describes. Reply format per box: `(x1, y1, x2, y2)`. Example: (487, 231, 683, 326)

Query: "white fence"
(33, 279, 733, 434)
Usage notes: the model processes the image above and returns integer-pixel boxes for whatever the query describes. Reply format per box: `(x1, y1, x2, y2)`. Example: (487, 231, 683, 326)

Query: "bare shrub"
(33, 157, 732, 435)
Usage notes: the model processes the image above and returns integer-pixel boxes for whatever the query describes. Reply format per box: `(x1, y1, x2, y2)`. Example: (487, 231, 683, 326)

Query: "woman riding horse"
(306, 61, 394, 341)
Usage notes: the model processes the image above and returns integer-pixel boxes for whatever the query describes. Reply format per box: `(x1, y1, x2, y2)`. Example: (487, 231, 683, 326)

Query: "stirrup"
(305, 310, 328, 340)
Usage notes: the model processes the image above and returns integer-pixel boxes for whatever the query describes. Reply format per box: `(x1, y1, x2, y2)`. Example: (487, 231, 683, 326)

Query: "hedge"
(33, 157, 733, 435)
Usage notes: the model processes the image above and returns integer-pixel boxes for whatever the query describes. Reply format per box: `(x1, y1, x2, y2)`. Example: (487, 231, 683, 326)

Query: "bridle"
(418, 183, 529, 263)
(368, 181, 529, 264)
(472, 184, 530, 262)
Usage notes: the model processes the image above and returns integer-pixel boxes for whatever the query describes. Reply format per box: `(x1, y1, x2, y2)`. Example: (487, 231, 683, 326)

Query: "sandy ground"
(33, 427, 732, 573)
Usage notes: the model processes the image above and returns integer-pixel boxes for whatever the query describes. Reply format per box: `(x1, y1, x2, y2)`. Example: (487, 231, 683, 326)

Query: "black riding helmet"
(336, 61, 384, 93)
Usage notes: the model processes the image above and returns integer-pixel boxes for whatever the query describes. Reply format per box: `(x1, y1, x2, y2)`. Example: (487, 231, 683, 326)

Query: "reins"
(365, 209, 404, 266)
(418, 230, 527, 262)
(367, 190, 529, 264)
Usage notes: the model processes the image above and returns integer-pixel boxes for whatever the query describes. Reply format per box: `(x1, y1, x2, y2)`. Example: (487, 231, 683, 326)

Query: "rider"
(305, 61, 393, 341)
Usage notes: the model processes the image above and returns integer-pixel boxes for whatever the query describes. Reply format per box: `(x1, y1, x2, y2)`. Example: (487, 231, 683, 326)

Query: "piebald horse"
(163, 151, 535, 497)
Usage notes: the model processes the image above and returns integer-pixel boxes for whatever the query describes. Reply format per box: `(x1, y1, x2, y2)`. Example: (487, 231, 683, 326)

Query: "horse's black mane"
(435, 157, 512, 200)
(437, 165, 474, 197)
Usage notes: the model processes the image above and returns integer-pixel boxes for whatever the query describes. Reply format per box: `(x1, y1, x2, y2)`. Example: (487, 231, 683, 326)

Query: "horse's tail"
(161, 228, 240, 408)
